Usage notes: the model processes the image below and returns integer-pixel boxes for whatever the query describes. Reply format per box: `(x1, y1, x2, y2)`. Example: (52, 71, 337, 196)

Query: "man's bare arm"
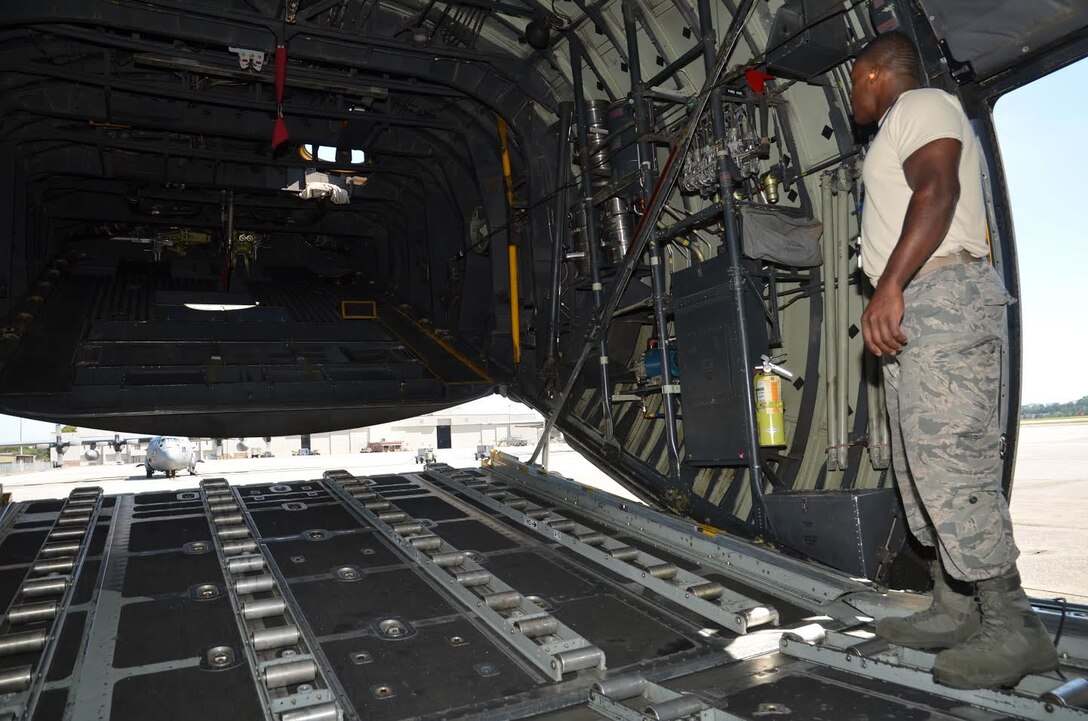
(861, 137, 962, 356)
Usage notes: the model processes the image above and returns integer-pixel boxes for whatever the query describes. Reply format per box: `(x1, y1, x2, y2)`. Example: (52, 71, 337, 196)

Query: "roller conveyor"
(778, 626, 1088, 721)
(198, 478, 342, 721)
(425, 463, 779, 634)
(0, 465, 1081, 721)
(0, 486, 103, 720)
(589, 675, 744, 721)
(322, 470, 607, 681)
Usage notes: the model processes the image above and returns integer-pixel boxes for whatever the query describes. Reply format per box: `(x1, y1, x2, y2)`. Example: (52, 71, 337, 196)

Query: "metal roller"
(47, 527, 86, 541)
(6, 601, 58, 625)
(351, 491, 377, 501)
(364, 501, 390, 512)
(643, 694, 707, 721)
(377, 511, 407, 523)
(844, 636, 889, 657)
(234, 574, 276, 595)
(63, 497, 97, 508)
(0, 630, 47, 656)
(208, 501, 238, 513)
(1041, 678, 1088, 708)
(68, 488, 101, 498)
(548, 520, 577, 533)
(56, 513, 91, 527)
(781, 623, 827, 645)
(575, 532, 605, 546)
(431, 552, 465, 568)
(61, 505, 93, 516)
(40, 542, 81, 557)
(608, 546, 639, 562)
(217, 526, 251, 540)
(222, 540, 258, 556)
(204, 495, 234, 506)
(486, 490, 508, 500)
(213, 513, 244, 526)
(455, 570, 492, 587)
(645, 563, 678, 580)
(242, 598, 286, 620)
(0, 666, 32, 694)
(227, 556, 265, 575)
(280, 702, 340, 721)
(251, 625, 300, 651)
(514, 616, 559, 638)
(525, 509, 550, 520)
(504, 499, 529, 510)
(592, 674, 647, 701)
(737, 606, 778, 630)
(20, 577, 68, 598)
(484, 591, 522, 610)
(263, 659, 316, 689)
(687, 582, 723, 601)
(31, 558, 74, 575)
(554, 646, 604, 674)
(408, 535, 442, 551)
(392, 522, 423, 536)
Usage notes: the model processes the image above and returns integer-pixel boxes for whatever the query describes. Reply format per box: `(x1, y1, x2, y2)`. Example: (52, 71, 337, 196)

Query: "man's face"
(850, 59, 879, 125)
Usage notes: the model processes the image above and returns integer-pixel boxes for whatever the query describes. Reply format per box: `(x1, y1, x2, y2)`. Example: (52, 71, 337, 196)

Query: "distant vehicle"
(294, 448, 320, 456)
(498, 437, 528, 447)
(475, 444, 493, 460)
(415, 447, 435, 464)
(144, 436, 196, 478)
(363, 441, 404, 453)
(260, 451, 274, 458)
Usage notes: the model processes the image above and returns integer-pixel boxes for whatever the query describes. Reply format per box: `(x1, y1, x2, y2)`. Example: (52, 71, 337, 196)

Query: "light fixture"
(184, 302, 260, 312)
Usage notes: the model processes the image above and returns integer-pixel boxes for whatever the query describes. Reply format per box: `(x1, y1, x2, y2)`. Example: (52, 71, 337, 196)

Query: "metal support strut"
(622, 0, 683, 480)
(695, 0, 770, 534)
(570, 41, 617, 446)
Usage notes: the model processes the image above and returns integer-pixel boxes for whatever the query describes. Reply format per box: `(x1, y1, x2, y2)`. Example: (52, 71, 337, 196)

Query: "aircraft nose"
(165, 448, 187, 465)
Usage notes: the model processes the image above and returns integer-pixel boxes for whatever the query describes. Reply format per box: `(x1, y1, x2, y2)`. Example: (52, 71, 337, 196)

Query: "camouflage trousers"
(881, 260, 1019, 582)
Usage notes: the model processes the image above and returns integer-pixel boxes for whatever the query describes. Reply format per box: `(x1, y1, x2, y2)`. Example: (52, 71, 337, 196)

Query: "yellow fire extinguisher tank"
(755, 370, 786, 447)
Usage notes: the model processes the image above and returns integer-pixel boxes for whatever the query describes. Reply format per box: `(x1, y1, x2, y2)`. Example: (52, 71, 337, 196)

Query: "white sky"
(993, 59, 1088, 404)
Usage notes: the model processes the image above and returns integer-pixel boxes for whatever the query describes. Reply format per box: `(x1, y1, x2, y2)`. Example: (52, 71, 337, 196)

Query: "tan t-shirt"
(860, 88, 988, 285)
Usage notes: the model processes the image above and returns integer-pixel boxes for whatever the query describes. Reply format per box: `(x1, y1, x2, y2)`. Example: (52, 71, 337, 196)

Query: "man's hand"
(862, 283, 907, 356)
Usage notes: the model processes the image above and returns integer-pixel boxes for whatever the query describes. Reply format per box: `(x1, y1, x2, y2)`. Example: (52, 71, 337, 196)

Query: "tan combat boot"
(933, 566, 1059, 689)
(874, 560, 980, 649)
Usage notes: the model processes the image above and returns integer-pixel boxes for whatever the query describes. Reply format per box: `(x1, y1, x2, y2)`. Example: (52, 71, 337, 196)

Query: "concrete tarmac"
(2, 425, 1084, 602)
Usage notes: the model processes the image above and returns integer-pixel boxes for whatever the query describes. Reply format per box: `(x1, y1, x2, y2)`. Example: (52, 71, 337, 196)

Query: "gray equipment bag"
(740, 206, 823, 267)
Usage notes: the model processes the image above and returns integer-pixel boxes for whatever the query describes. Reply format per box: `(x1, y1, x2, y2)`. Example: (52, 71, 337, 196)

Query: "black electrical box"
(764, 488, 907, 581)
(765, 0, 850, 80)
(672, 254, 768, 467)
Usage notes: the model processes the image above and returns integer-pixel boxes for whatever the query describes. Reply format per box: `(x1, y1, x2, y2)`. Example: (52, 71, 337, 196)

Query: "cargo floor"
(0, 463, 1083, 721)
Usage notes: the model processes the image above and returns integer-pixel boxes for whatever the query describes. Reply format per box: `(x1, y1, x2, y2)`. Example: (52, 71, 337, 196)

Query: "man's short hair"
(857, 30, 922, 81)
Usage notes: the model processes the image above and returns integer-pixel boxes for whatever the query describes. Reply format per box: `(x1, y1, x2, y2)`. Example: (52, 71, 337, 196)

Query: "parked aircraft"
(143, 436, 197, 478)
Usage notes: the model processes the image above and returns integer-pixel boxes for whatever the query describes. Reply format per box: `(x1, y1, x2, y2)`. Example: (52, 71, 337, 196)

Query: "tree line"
(1021, 396, 1088, 419)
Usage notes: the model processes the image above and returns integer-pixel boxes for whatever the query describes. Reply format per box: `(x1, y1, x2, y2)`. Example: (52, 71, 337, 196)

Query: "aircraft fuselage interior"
(0, 1, 1086, 720)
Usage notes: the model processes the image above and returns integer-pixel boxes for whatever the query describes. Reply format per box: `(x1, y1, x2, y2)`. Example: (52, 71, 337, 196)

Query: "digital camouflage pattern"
(881, 260, 1019, 582)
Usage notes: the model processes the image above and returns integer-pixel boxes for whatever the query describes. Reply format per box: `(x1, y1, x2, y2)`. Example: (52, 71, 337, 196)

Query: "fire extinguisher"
(755, 354, 794, 448)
